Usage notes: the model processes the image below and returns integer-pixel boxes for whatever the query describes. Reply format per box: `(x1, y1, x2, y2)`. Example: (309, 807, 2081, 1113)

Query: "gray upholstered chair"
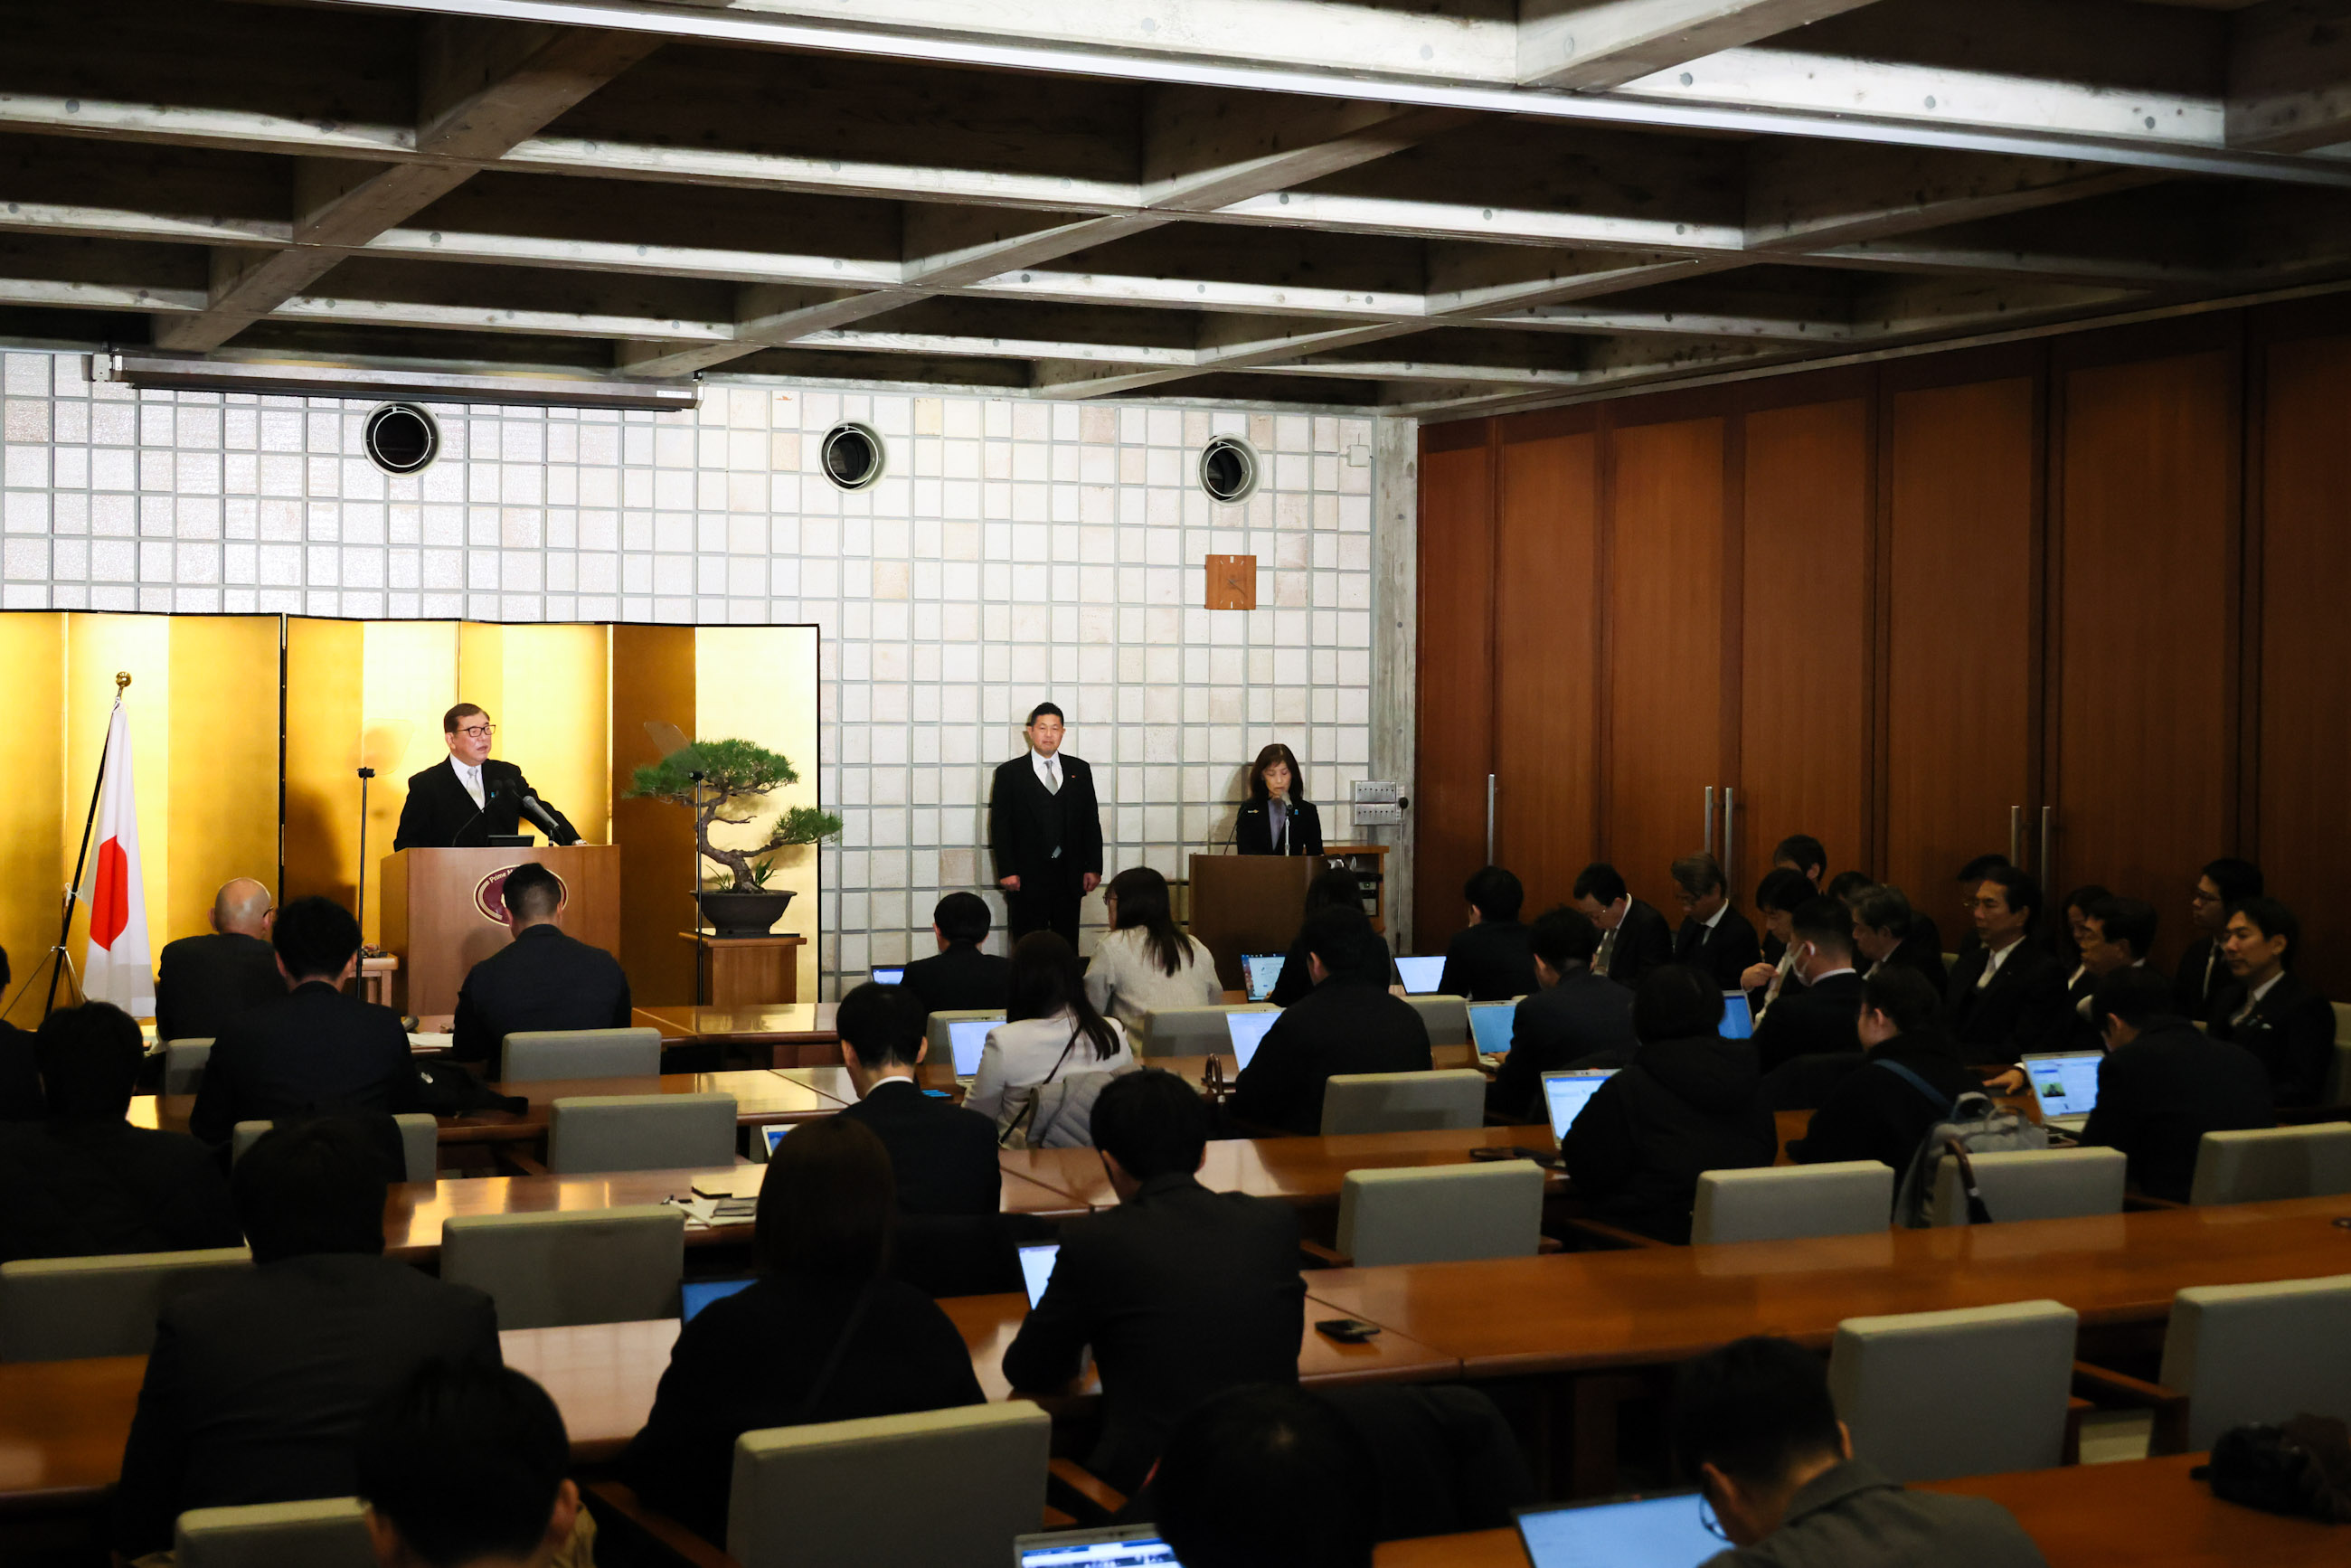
(1135, 1004, 1273, 1058)
(547, 1092, 737, 1175)
(0, 1246, 251, 1361)
(2324, 1012, 2351, 1104)
(162, 1037, 214, 1095)
(1317, 1069, 1486, 1136)
(2160, 1274, 2351, 1450)
(498, 1025, 663, 1082)
(1928, 1146, 2128, 1226)
(1404, 994, 1470, 1048)
(439, 1205, 684, 1329)
(1335, 1160, 1544, 1267)
(1830, 1299, 2079, 1481)
(726, 1402, 1052, 1568)
(2186, 1123, 2351, 1204)
(1690, 1161, 1892, 1245)
(174, 1497, 373, 1568)
(231, 1116, 438, 1184)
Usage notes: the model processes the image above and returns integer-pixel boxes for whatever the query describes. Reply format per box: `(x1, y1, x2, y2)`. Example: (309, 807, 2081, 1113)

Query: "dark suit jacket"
(392, 757, 573, 850)
(1752, 970, 1865, 1075)
(1439, 921, 1539, 1002)
(1886, 928, 1952, 997)
(2172, 936, 2231, 1025)
(900, 942, 1012, 1020)
(1002, 1172, 1304, 1490)
(0, 1119, 241, 1264)
(1787, 1038, 1975, 1176)
(2209, 972, 2339, 1107)
(988, 752, 1103, 887)
(1230, 978, 1433, 1135)
(623, 1273, 986, 1544)
(155, 932, 288, 1044)
(188, 982, 423, 1148)
(1942, 940, 2072, 1066)
(1559, 1034, 1776, 1244)
(0, 1020, 40, 1122)
(1486, 970, 1637, 1121)
(835, 1079, 1002, 1216)
(450, 922, 631, 1066)
(112, 1252, 501, 1555)
(2081, 1023, 2276, 1201)
(1598, 899, 1674, 987)
(1234, 798, 1324, 857)
(1674, 906, 1763, 994)
(1267, 929, 1398, 1009)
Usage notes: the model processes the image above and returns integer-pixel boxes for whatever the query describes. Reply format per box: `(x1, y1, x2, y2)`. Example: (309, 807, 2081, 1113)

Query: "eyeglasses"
(457, 724, 496, 740)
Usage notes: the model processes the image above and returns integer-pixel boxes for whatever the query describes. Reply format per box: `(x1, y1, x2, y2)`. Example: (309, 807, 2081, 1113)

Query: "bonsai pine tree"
(627, 739, 843, 891)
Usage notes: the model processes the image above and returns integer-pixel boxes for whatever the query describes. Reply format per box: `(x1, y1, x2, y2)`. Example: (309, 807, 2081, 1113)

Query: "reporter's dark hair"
(1091, 1068, 1208, 1181)
(1977, 864, 2043, 928)
(1299, 904, 1386, 983)
(2083, 895, 2158, 961)
(1957, 853, 2011, 883)
(1304, 865, 1363, 916)
(2203, 857, 2263, 905)
(1670, 855, 1726, 899)
(1671, 1336, 1845, 1488)
(1529, 905, 1600, 970)
(34, 1001, 144, 1120)
(2092, 966, 2180, 1031)
(1848, 883, 1916, 937)
(1109, 865, 1194, 978)
(1859, 967, 1945, 1041)
(499, 862, 562, 920)
(1789, 897, 1855, 959)
(1572, 863, 1629, 906)
(1755, 868, 1813, 916)
(1006, 930, 1122, 1061)
(1464, 865, 1525, 922)
(1825, 870, 1876, 906)
(1772, 835, 1827, 880)
(273, 894, 362, 982)
(836, 981, 925, 1069)
(933, 891, 991, 945)
(755, 1115, 894, 1282)
(357, 1361, 570, 1568)
(234, 1118, 390, 1264)
(1156, 1384, 1376, 1568)
(1633, 963, 1724, 1044)
(2229, 895, 2301, 968)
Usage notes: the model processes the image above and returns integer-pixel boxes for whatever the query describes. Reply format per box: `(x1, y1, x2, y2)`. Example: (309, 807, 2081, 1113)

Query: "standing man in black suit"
(2175, 857, 2262, 1025)
(2209, 896, 2339, 1107)
(1572, 863, 1674, 987)
(450, 864, 631, 1068)
(1943, 865, 2070, 1068)
(1487, 906, 1637, 1120)
(1670, 855, 1763, 995)
(832, 983, 1000, 1216)
(1750, 900, 1866, 1074)
(393, 703, 581, 850)
(155, 878, 287, 1044)
(987, 703, 1102, 947)
(899, 892, 1012, 1022)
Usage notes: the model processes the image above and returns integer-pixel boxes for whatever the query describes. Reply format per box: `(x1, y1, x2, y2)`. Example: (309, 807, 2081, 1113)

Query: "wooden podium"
(379, 845, 622, 1017)
(1188, 854, 1316, 991)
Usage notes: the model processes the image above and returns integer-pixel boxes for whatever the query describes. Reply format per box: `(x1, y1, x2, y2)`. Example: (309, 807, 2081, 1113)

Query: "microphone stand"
(355, 766, 376, 957)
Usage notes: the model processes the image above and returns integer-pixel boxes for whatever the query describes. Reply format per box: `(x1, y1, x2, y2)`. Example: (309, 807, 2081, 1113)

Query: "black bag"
(2195, 1415, 2351, 1522)
(414, 1060, 527, 1118)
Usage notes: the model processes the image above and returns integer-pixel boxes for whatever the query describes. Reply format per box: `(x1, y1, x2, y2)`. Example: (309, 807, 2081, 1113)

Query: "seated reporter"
(964, 931, 1135, 1129)
(1267, 866, 1379, 1009)
(358, 1362, 588, 1568)
(834, 981, 1001, 1217)
(1084, 865, 1223, 1030)
(450, 863, 630, 1068)
(2082, 968, 2273, 1202)
(1787, 968, 1973, 1177)
(1232, 905, 1430, 1137)
(154, 877, 286, 1045)
(899, 891, 1012, 1020)
(2207, 895, 2338, 1108)
(1440, 865, 1540, 1001)
(1749, 899, 1865, 1075)
(1486, 905, 1636, 1122)
(1849, 883, 1950, 1002)
(1233, 742, 1323, 857)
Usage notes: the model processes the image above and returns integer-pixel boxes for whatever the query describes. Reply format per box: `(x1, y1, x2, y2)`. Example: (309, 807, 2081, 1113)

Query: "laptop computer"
(1468, 1000, 1517, 1058)
(1394, 955, 1445, 995)
(1226, 1009, 1280, 1072)
(680, 1277, 755, 1322)
(759, 1123, 793, 1158)
(1017, 1242, 1061, 1309)
(873, 966, 906, 987)
(1542, 1069, 1616, 1144)
(1242, 952, 1286, 1002)
(2022, 1049, 2103, 1129)
(949, 1016, 997, 1078)
(1514, 1491, 1720, 1568)
(1012, 1525, 1178, 1567)
(1719, 991, 1754, 1041)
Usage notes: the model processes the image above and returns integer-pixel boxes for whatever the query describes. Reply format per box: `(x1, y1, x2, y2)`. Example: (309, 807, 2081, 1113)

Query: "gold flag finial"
(116, 671, 132, 690)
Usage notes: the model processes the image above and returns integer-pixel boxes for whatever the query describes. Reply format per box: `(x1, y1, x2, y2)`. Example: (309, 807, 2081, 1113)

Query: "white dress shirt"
(449, 754, 486, 809)
(1976, 935, 2024, 990)
(2233, 971, 2284, 1026)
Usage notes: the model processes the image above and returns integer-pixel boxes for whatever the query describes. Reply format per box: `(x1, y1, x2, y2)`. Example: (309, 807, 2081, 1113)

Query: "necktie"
(1595, 927, 1618, 978)
(1044, 760, 1061, 795)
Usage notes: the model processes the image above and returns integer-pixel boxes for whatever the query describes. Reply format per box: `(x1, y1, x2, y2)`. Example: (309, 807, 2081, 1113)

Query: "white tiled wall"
(0, 348, 1410, 994)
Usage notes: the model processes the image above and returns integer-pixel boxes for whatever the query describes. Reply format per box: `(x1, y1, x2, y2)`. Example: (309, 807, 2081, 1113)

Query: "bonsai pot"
(696, 888, 795, 938)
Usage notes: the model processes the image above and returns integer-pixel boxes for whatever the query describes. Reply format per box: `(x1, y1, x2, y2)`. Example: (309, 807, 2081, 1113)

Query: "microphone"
(449, 779, 499, 847)
(519, 794, 581, 846)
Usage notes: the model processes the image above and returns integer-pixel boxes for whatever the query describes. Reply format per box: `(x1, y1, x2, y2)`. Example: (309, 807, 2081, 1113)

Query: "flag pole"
(41, 673, 129, 1019)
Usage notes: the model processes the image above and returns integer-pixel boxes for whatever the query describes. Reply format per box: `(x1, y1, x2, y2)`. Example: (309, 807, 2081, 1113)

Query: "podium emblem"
(476, 865, 569, 926)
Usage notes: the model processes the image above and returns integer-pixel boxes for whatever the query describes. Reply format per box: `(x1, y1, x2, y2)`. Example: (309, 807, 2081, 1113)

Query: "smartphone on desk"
(1317, 1318, 1382, 1344)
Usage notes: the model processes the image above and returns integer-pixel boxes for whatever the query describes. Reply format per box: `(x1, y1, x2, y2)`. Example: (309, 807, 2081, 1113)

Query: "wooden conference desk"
(1002, 1124, 1556, 1213)
(637, 1003, 840, 1068)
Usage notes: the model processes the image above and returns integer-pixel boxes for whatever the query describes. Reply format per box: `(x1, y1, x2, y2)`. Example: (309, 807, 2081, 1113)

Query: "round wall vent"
(364, 403, 439, 474)
(1197, 434, 1260, 504)
(821, 422, 886, 490)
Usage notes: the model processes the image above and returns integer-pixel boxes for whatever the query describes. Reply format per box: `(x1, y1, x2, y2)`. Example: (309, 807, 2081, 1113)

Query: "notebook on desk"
(1017, 1242, 1061, 1308)
(1226, 1009, 1280, 1072)
(1394, 955, 1445, 995)
(1542, 1069, 1616, 1145)
(1013, 1525, 1178, 1567)
(1515, 1491, 1720, 1568)
(1468, 1000, 1517, 1057)
(2023, 1049, 2103, 1129)
(1242, 952, 1286, 1002)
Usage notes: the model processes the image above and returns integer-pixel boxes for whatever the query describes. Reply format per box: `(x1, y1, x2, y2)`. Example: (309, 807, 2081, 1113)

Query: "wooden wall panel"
(1414, 439, 1496, 947)
(1493, 429, 1600, 914)
(1882, 376, 2040, 938)
(1606, 417, 1727, 915)
(1738, 398, 1871, 892)
(2253, 335, 2351, 999)
(2052, 350, 2236, 971)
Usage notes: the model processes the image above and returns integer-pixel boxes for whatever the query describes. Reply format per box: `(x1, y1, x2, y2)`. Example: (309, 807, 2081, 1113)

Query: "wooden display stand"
(379, 845, 623, 1017)
(678, 931, 804, 1007)
(1188, 854, 1317, 991)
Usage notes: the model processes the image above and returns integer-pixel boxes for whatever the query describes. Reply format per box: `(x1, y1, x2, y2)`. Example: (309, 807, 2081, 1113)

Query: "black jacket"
(1751, 970, 1865, 1075)
(1597, 899, 1675, 987)
(623, 1272, 985, 1544)
(900, 942, 1012, 1020)
(2209, 972, 2338, 1108)
(0, 1020, 40, 1121)
(1230, 978, 1432, 1135)
(1877, 927, 1951, 999)
(1002, 1172, 1303, 1491)
(1234, 797, 1324, 857)
(835, 1079, 1002, 1217)
(1440, 921, 1539, 1002)
(1787, 1037, 1974, 1177)
(1267, 929, 1398, 1009)
(189, 982, 423, 1148)
(155, 932, 288, 1044)
(1674, 906, 1763, 994)
(1486, 970, 1637, 1121)
(988, 753, 1104, 886)
(2081, 1022, 2276, 1202)
(0, 1119, 242, 1264)
(392, 757, 576, 850)
(450, 922, 632, 1066)
(2172, 936, 2230, 1025)
(1558, 1034, 1775, 1244)
(1942, 940, 2072, 1066)
(113, 1252, 501, 1556)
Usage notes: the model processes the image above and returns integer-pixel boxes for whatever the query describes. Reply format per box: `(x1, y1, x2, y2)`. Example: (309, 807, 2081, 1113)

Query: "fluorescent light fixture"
(96, 352, 700, 412)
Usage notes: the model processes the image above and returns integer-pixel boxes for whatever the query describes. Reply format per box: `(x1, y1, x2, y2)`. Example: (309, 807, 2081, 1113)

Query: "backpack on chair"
(994, 1028, 1137, 1150)
(1893, 1088, 2051, 1227)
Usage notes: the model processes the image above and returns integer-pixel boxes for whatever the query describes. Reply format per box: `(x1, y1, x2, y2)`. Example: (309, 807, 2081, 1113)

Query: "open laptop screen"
(1242, 953, 1286, 1002)
(1515, 1491, 1719, 1568)
(1017, 1242, 1060, 1309)
(948, 1017, 996, 1077)
(1542, 1070, 1616, 1142)
(681, 1277, 755, 1322)
(1719, 991, 1754, 1041)
(761, 1123, 793, 1157)
(1468, 1001, 1517, 1056)
(1226, 1010, 1280, 1072)
(1014, 1525, 1179, 1566)
(873, 967, 905, 987)
(2024, 1051, 2103, 1120)
(1394, 955, 1445, 995)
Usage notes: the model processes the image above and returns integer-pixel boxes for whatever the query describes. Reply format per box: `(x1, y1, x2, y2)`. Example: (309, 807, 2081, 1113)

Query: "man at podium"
(393, 704, 581, 850)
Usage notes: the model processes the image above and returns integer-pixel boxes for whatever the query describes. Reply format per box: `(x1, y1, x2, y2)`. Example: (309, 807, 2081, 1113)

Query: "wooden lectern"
(1188, 854, 1316, 991)
(379, 845, 622, 1016)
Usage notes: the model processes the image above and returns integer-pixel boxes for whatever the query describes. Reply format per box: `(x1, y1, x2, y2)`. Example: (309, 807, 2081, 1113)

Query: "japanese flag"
(84, 702, 154, 1016)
